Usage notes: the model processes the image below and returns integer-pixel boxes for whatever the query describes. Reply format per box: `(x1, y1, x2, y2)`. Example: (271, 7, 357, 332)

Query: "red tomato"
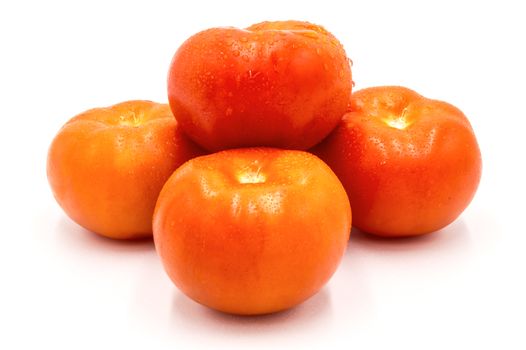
(168, 20, 352, 151)
(153, 148, 351, 314)
(312, 86, 482, 237)
(47, 101, 205, 239)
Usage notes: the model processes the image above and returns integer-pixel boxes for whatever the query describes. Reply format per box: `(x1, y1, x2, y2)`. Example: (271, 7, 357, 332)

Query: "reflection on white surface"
(171, 287, 333, 337)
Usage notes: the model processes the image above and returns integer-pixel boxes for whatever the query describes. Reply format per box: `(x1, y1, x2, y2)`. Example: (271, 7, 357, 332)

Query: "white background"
(1, 0, 525, 349)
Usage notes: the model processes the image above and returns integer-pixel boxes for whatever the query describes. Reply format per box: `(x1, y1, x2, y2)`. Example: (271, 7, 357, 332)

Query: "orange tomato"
(47, 101, 205, 239)
(167, 20, 352, 151)
(153, 148, 351, 314)
(312, 86, 482, 237)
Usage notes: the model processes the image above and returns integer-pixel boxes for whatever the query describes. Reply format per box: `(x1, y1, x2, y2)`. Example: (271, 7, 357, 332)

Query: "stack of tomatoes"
(48, 21, 481, 315)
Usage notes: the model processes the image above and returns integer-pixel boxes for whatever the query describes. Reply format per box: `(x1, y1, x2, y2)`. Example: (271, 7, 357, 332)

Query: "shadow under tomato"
(55, 215, 155, 254)
(343, 218, 475, 291)
(170, 287, 333, 337)
(347, 218, 473, 256)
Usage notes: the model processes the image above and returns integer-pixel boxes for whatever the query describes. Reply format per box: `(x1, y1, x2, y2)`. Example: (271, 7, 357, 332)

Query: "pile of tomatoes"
(47, 21, 481, 315)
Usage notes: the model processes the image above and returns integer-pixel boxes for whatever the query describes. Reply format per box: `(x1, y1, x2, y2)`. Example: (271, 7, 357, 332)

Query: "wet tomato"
(153, 148, 351, 314)
(47, 101, 205, 239)
(313, 86, 482, 237)
(168, 20, 352, 151)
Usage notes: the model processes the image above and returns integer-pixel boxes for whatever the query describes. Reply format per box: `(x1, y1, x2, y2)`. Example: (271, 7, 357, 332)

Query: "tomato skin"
(153, 148, 351, 315)
(167, 20, 352, 152)
(312, 86, 482, 237)
(47, 101, 205, 239)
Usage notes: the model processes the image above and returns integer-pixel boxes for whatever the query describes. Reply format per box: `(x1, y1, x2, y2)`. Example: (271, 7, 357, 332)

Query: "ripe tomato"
(167, 20, 352, 152)
(312, 86, 482, 237)
(47, 101, 205, 239)
(153, 148, 351, 314)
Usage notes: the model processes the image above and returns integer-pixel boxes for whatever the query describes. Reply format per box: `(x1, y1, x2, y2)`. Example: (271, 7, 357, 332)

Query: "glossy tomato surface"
(312, 86, 482, 237)
(47, 101, 205, 239)
(153, 148, 351, 314)
(168, 20, 352, 151)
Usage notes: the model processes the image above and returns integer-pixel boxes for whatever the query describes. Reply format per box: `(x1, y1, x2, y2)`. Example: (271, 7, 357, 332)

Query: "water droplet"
(352, 80, 356, 87)
(323, 63, 329, 71)
(232, 50, 240, 57)
(242, 55, 249, 62)
(240, 37, 248, 43)
(316, 48, 321, 55)
(348, 57, 354, 67)
(339, 70, 344, 78)
(225, 107, 233, 116)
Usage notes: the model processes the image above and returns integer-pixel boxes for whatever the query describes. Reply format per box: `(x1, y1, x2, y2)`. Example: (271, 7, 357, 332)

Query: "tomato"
(153, 148, 351, 314)
(47, 101, 205, 239)
(167, 20, 352, 152)
(312, 86, 482, 237)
